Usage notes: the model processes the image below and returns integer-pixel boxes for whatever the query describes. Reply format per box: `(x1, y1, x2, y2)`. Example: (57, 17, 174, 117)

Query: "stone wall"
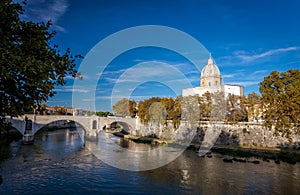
(197, 122, 300, 149)
(137, 121, 300, 149)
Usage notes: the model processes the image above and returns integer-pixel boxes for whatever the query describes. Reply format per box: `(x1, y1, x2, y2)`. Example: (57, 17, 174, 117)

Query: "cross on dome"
(208, 53, 214, 65)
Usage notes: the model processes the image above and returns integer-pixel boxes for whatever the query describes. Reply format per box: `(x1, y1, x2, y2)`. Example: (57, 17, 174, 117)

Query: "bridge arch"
(99, 116, 138, 134)
(6, 115, 100, 137)
(34, 119, 86, 134)
(109, 121, 134, 134)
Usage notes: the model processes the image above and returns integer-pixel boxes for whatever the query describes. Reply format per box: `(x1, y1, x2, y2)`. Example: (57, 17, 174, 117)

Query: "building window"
(92, 120, 97, 130)
(208, 82, 211, 86)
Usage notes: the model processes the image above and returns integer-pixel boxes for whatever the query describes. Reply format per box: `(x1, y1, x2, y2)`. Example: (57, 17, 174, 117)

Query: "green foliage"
(138, 97, 161, 124)
(181, 95, 199, 127)
(198, 92, 212, 121)
(259, 70, 300, 139)
(96, 111, 113, 117)
(161, 97, 181, 128)
(0, 118, 12, 142)
(0, 0, 81, 118)
(149, 102, 167, 126)
(54, 107, 66, 115)
(136, 92, 226, 128)
(137, 97, 181, 128)
(211, 92, 226, 122)
(226, 94, 248, 122)
(128, 99, 137, 117)
(36, 103, 47, 115)
(245, 92, 262, 122)
(112, 98, 137, 117)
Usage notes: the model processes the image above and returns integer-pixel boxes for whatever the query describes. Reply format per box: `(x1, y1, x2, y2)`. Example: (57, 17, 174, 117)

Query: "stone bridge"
(99, 116, 139, 134)
(5, 115, 139, 137)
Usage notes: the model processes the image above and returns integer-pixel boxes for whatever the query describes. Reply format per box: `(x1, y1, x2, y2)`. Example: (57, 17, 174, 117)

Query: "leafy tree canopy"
(96, 111, 113, 117)
(0, 0, 81, 118)
(112, 98, 137, 117)
(259, 69, 300, 138)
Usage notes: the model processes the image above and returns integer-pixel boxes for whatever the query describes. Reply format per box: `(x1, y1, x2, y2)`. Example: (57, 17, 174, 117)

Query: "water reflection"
(0, 129, 299, 194)
(86, 131, 187, 171)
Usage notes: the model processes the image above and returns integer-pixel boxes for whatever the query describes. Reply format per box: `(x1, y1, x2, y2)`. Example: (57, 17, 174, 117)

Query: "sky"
(19, 0, 300, 111)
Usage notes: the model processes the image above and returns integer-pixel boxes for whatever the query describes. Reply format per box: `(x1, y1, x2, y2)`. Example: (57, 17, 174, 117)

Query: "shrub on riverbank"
(0, 129, 22, 145)
(211, 147, 300, 164)
(0, 129, 22, 161)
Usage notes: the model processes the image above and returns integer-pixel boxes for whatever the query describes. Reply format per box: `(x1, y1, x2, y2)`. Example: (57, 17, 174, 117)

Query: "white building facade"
(182, 55, 243, 97)
(223, 84, 244, 98)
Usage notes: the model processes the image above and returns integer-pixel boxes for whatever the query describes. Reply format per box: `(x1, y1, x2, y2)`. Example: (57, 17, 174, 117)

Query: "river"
(0, 128, 299, 194)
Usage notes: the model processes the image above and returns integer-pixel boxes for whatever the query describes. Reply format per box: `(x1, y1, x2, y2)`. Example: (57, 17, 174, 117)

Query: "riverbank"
(124, 134, 169, 145)
(113, 131, 300, 164)
(189, 143, 300, 164)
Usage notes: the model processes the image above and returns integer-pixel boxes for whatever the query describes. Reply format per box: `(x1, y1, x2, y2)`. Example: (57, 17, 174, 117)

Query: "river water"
(0, 129, 299, 194)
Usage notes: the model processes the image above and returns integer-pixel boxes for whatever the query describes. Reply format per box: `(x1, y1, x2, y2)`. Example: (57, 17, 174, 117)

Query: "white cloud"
(104, 60, 199, 85)
(222, 47, 299, 63)
(230, 81, 259, 87)
(253, 70, 268, 75)
(237, 47, 299, 61)
(21, 0, 69, 32)
(96, 95, 158, 100)
(98, 69, 127, 75)
(222, 74, 236, 78)
(218, 46, 300, 67)
(55, 86, 89, 93)
(46, 100, 67, 103)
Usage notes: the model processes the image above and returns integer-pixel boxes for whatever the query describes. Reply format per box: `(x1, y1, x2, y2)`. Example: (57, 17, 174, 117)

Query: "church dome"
(201, 55, 221, 77)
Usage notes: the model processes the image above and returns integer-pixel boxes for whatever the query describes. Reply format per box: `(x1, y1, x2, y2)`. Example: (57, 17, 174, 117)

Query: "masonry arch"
(8, 125, 23, 140)
(5, 118, 26, 135)
(34, 119, 87, 135)
(109, 121, 134, 134)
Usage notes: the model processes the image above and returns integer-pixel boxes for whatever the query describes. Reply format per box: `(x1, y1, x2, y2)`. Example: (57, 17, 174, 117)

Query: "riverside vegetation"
(1, 0, 300, 164)
(0, 0, 80, 159)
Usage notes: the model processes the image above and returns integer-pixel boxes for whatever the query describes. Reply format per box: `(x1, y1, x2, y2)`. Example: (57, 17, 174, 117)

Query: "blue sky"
(20, 0, 300, 111)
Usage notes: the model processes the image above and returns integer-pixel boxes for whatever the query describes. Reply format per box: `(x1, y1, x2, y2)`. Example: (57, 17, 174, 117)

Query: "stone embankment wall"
(198, 123, 300, 149)
(138, 122, 300, 149)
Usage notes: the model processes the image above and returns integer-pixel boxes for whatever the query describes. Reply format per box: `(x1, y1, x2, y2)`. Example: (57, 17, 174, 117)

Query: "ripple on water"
(1, 129, 300, 194)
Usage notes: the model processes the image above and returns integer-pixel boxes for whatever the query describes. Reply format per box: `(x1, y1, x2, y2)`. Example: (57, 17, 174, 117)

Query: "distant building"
(45, 106, 75, 115)
(182, 55, 244, 97)
(45, 106, 94, 116)
(223, 84, 244, 98)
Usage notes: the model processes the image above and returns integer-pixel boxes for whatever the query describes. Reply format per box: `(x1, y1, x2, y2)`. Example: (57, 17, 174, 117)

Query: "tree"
(138, 97, 161, 124)
(225, 94, 247, 122)
(36, 103, 47, 115)
(0, 0, 81, 119)
(54, 107, 66, 115)
(259, 70, 300, 139)
(149, 102, 167, 126)
(96, 111, 112, 117)
(198, 92, 212, 121)
(180, 95, 199, 127)
(167, 97, 181, 128)
(245, 92, 262, 122)
(211, 91, 226, 122)
(112, 98, 137, 117)
(128, 99, 137, 117)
